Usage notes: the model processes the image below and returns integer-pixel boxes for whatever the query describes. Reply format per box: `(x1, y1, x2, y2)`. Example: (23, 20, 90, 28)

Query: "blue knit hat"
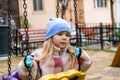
(46, 18, 71, 40)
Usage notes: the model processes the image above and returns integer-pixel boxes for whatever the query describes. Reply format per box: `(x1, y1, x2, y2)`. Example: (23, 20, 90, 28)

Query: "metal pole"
(110, 0, 115, 45)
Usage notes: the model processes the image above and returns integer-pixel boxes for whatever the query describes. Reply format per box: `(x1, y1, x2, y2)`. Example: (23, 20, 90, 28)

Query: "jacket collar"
(53, 46, 68, 55)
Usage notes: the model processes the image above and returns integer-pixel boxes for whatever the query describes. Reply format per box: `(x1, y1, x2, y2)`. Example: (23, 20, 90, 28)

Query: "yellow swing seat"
(39, 69, 86, 80)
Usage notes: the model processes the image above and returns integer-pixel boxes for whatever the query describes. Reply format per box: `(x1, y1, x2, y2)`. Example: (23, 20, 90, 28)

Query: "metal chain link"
(23, 0, 30, 55)
(56, 0, 69, 19)
(56, 0, 60, 18)
(23, 0, 32, 80)
(7, 0, 12, 76)
(61, 4, 65, 19)
(73, 0, 80, 47)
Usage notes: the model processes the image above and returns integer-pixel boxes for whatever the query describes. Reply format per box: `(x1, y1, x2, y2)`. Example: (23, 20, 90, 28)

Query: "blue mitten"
(75, 47, 81, 57)
(24, 55, 34, 68)
(75, 47, 82, 71)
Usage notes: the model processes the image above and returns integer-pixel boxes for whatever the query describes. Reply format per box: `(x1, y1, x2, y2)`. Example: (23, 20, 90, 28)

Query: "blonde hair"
(35, 38, 76, 68)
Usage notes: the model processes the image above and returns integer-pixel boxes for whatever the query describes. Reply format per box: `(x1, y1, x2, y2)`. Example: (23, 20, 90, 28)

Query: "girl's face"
(52, 31, 70, 49)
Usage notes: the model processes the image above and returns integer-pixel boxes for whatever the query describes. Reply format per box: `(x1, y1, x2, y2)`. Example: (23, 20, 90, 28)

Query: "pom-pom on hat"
(46, 18, 71, 40)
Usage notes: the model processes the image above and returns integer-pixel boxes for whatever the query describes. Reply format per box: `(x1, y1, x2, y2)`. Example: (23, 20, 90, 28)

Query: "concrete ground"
(85, 48, 120, 80)
(0, 47, 120, 80)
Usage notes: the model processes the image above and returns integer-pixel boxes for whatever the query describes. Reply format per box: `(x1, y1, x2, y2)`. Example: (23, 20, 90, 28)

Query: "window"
(33, 0, 43, 11)
(94, 0, 107, 8)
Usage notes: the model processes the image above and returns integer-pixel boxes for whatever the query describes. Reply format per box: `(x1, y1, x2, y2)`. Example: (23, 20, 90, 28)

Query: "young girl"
(17, 18, 92, 80)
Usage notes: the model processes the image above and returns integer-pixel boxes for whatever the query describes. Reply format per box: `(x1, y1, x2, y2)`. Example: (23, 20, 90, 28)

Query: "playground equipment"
(2, 0, 86, 80)
(39, 69, 86, 80)
(111, 43, 120, 67)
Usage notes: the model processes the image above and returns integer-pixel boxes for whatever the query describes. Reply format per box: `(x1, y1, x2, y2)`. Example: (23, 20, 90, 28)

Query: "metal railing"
(70, 23, 120, 49)
(6, 23, 120, 56)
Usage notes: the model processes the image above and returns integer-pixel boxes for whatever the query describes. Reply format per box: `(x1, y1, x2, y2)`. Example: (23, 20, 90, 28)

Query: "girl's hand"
(24, 55, 34, 68)
(75, 47, 81, 57)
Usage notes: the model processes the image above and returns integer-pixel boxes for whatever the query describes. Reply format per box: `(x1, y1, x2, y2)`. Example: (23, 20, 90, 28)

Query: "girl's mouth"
(60, 42, 67, 44)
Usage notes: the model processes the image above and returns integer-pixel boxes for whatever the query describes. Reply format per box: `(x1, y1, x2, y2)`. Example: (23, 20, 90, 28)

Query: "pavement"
(0, 56, 8, 61)
(84, 47, 120, 80)
(85, 67, 120, 80)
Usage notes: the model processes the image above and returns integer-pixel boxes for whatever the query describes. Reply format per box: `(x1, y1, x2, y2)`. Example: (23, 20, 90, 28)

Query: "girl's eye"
(57, 32, 70, 37)
(58, 33, 62, 36)
(66, 34, 70, 37)
(57, 33, 70, 37)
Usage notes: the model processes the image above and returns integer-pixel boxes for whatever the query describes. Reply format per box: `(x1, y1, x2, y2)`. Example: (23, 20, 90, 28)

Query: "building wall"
(19, 0, 57, 29)
(83, 0, 112, 24)
(19, 0, 83, 29)
(18, 0, 117, 29)
(116, 0, 120, 24)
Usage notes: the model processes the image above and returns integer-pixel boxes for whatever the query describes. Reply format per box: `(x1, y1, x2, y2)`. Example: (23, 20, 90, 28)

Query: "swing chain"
(23, 0, 28, 55)
(60, 1, 66, 19)
(27, 68, 32, 80)
(23, 0, 30, 55)
(60, 0, 69, 19)
(56, 0, 60, 18)
(56, 0, 69, 19)
(73, 0, 80, 47)
(7, 0, 12, 76)
(23, 0, 32, 80)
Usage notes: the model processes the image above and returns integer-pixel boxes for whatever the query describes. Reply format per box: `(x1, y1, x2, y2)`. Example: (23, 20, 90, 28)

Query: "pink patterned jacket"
(17, 47, 92, 80)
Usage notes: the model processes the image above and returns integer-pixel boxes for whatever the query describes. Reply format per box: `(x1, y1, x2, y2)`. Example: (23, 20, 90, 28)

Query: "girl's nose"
(62, 35, 67, 39)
